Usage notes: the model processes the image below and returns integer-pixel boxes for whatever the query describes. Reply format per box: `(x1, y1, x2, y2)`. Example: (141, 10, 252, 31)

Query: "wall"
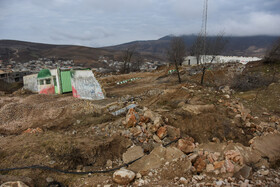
(71, 70, 105, 100)
(50, 69, 61, 94)
(23, 74, 38, 92)
(183, 55, 262, 66)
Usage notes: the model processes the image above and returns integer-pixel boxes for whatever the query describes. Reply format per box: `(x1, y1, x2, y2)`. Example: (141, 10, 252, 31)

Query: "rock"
(194, 156, 206, 172)
(224, 150, 244, 165)
(165, 147, 185, 161)
(251, 133, 280, 163)
(144, 110, 160, 122)
(130, 127, 142, 136)
(206, 164, 214, 172)
(0, 181, 29, 187)
(214, 161, 225, 170)
(182, 104, 215, 115)
(106, 160, 113, 168)
(123, 146, 144, 163)
(259, 169, 269, 176)
(177, 137, 195, 154)
(126, 108, 139, 128)
(156, 126, 167, 139)
(193, 175, 205, 181)
(0, 176, 33, 187)
(188, 153, 199, 162)
(113, 168, 135, 185)
(153, 116, 163, 126)
(166, 125, 181, 140)
(153, 134, 162, 143)
(224, 94, 230, 99)
(136, 173, 142, 179)
(179, 177, 188, 185)
(147, 123, 159, 133)
(225, 159, 235, 173)
(234, 165, 252, 179)
(46, 177, 54, 183)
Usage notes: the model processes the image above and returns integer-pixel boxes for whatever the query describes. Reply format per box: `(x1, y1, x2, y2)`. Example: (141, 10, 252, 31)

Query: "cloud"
(0, 0, 279, 47)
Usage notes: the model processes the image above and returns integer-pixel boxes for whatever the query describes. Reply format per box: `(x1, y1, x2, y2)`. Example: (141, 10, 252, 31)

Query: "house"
(23, 68, 105, 100)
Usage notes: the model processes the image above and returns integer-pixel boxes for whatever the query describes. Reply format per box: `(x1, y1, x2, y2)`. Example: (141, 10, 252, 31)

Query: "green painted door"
(61, 71, 72, 93)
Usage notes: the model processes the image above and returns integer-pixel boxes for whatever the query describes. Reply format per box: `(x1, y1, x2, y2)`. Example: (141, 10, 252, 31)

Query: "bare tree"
(121, 45, 137, 73)
(190, 32, 227, 85)
(131, 55, 143, 72)
(167, 37, 187, 83)
(207, 32, 228, 63)
(264, 37, 280, 82)
(189, 33, 204, 65)
(265, 37, 280, 63)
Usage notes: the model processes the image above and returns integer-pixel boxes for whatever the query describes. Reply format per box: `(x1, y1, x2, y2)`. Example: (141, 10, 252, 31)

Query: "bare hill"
(104, 35, 279, 58)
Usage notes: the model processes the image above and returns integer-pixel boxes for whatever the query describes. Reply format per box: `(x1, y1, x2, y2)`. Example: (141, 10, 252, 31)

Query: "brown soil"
(0, 64, 279, 186)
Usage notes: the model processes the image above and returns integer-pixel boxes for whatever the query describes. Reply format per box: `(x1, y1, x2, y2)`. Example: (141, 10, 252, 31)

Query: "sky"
(0, 0, 280, 47)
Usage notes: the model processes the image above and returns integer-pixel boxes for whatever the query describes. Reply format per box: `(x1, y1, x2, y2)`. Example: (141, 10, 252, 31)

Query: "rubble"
(0, 64, 280, 186)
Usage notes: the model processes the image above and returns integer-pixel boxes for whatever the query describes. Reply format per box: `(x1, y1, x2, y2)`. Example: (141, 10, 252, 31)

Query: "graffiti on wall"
(39, 85, 55, 94)
(71, 70, 105, 100)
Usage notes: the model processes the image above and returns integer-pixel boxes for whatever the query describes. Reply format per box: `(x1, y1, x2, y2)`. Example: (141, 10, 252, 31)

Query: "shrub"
(231, 73, 273, 91)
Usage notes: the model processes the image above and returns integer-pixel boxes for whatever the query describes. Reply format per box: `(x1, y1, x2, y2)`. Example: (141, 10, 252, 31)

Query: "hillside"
(105, 35, 279, 58)
(0, 40, 120, 67)
(0, 35, 279, 68)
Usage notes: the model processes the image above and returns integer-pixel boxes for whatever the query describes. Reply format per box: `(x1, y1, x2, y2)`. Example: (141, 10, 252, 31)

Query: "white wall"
(183, 55, 262, 66)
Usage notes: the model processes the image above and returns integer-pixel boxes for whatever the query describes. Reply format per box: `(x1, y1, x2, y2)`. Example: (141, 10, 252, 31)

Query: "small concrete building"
(23, 68, 105, 100)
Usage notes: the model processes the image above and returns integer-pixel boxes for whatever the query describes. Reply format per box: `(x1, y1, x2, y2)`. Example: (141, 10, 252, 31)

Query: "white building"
(183, 55, 262, 66)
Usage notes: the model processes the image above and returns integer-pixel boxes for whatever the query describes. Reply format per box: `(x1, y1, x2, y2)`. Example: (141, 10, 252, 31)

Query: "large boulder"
(0, 181, 29, 187)
(113, 168, 135, 185)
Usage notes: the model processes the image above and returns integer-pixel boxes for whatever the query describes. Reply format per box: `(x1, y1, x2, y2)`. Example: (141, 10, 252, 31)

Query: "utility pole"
(200, 0, 208, 85)
(201, 0, 208, 64)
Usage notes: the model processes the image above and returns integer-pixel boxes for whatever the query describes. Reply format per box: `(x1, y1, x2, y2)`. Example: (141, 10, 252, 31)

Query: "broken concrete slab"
(251, 133, 280, 163)
(182, 104, 215, 115)
(128, 146, 185, 173)
(111, 104, 137, 116)
(122, 146, 144, 163)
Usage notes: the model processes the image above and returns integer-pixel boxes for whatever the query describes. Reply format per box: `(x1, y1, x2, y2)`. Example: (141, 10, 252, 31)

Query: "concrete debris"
(125, 108, 139, 128)
(23, 128, 43, 134)
(111, 104, 137, 116)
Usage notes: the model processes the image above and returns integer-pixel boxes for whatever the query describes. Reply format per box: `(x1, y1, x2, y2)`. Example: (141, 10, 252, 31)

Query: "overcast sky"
(0, 0, 279, 47)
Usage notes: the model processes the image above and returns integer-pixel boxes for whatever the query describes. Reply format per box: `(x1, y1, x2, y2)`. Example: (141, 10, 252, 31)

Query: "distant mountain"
(0, 35, 278, 67)
(104, 35, 279, 58)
